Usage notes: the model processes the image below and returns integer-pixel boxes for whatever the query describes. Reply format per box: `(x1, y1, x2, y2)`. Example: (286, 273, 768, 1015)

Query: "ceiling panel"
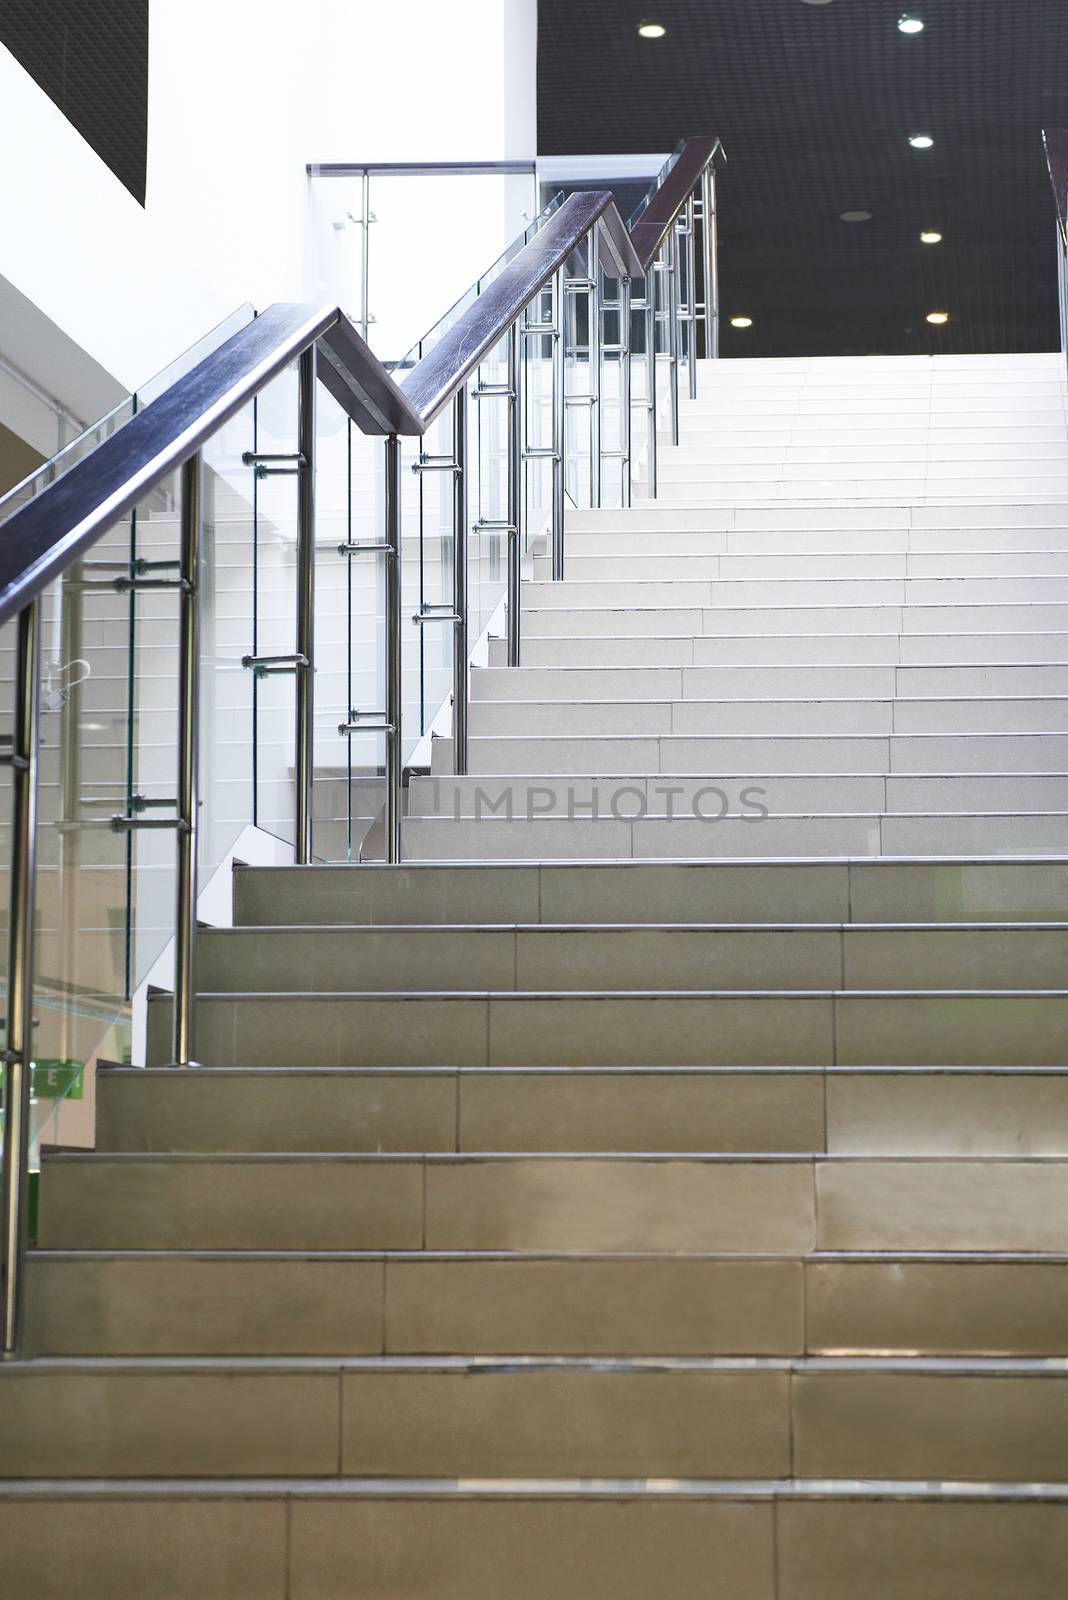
(537, 0, 1068, 355)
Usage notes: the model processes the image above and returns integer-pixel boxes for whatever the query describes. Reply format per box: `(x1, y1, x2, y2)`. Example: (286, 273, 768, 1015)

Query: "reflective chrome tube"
(552, 267, 566, 580)
(172, 452, 202, 1068)
(384, 434, 402, 862)
(1, 600, 41, 1356)
(295, 346, 317, 865)
(507, 323, 523, 666)
(452, 388, 469, 774)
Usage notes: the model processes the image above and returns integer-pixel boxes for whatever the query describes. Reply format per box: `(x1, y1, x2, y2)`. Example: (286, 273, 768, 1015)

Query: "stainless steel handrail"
(0, 161, 721, 1358)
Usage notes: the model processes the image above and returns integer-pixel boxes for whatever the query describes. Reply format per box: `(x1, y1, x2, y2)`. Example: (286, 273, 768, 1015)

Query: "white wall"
(0, 0, 538, 428)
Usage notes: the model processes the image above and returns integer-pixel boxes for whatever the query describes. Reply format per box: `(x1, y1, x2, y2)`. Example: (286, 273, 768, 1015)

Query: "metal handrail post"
(668, 230, 681, 447)
(384, 434, 402, 861)
(645, 274, 658, 498)
(295, 346, 317, 865)
(507, 323, 523, 665)
(452, 388, 469, 773)
(172, 453, 202, 1068)
(620, 275, 633, 507)
(552, 267, 566, 579)
(1, 599, 41, 1356)
(589, 230, 602, 508)
(702, 162, 720, 360)
(686, 194, 698, 401)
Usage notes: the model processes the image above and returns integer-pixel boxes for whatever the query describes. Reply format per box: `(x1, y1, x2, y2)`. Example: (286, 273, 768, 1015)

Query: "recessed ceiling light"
(920, 230, 943, 244)
(800, 1, 835, 6)
(730, 316, 754, 329)
(909, 134, 935, 149)
(637, 20, 666, 38)
(926, 311, 950, 325)
(898, 15, 925, 32)
(840, 210, 873, 222)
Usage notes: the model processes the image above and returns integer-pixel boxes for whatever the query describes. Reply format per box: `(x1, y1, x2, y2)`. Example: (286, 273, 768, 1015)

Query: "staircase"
(4, 351, 1068, 1597)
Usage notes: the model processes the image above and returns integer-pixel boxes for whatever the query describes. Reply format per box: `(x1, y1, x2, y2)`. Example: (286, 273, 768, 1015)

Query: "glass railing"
(0, 152, 720, 1347)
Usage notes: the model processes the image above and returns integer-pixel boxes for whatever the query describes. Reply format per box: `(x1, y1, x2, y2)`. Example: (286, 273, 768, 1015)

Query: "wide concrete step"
(521, 602, 1068, 639)
(145, 988, 1068, 1068)
(565, 502, 1068, 532)
(431, 730, 1068, 775)
(466, 695, 1068, 737)
(402, 811, 1068, 860)
(36, 1151, 1068, 1252)
(4, 1354, 1067, 1483)
(473, 663, 1068, 700)
(411, 772, 1068, 817)
(95, 1064, 1068, 1156)
(25, 1247, 1068, 1358)
(232, 858, 1068, 928)
(490, 631, 1068, 668)
(522, 575, 1068, 608)
(561, 526, 1068, 555)
(4, 1479, 1066, 1600)
(195, 921, 1068, 996)
(537, 551, 1068, 582)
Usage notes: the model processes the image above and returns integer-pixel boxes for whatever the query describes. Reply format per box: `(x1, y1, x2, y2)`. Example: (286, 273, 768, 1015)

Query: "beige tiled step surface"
(24, 1249, 1068, 1358)
(35, 1153, 1068, 1252)
(3, 1356, 1068, 1482)
(195, 922, 1068, 994)
(4, 1482, 1068, 1600)
(146, 987, 1068, 1068)
(231, 857, 1068, 926)
(95, 1064, 1068, 1155)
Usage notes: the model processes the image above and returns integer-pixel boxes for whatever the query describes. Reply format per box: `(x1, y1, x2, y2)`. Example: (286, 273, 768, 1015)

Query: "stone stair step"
(402, 810, 1068, 859)
(5, 1477, 1067, 1600)
(194, 922, 1068, 995)
(36, 1151, 1068, 1253)
(231, 858, 1068, 928)
(94, 1063, 1068, 1157)
(2, 1353, 1067, 1483)
(26, 1247, 1068, 1359)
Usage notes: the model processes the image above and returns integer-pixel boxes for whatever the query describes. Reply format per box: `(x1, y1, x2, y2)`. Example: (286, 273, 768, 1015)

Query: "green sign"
(31, 1059, 85, 1101)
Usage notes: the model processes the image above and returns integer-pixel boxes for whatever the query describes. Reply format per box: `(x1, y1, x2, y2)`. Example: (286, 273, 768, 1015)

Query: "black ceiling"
(537, 0, 1068, 356)
(0, 0, 148, 205)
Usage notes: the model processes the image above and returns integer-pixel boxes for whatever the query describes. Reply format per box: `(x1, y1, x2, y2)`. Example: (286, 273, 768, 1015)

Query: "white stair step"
(403, 812, 1068, 861)
(523, 604, 1068, 638)
(232, 858, 1068, 929)
(412, 773, 1068, 817)
(431, 732, 1068, 775)
(467, 697, 1068, 738)
(474, 664, 1068, 700)
(492, 632, 1068, 668)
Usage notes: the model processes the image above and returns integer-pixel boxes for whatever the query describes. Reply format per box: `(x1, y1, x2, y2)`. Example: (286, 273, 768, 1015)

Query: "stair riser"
(96, 1067, 1068, 1157)
(411, 773, 1068, 816)
(522, 604, 1068, 638)
(492, 633, 1068, 667)
(232, 860, 1068, 928)
(3, 1493, 1067, 1600)
(535, 553, 1068, 582)
(525, 577, 1068, 608)
(145, 991, 1068, 1070)
(26, 1252, 1068, 1358)
(467, 699, 1068, 737)
(432, 732, 1068, 775)
(195, 925, 1068, 997)
(403, 813, 1068, 859)
(3, 1363, 1065, 1482)
(473, 664, 1068, 699)
(33, 1155, 1068, 1253)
